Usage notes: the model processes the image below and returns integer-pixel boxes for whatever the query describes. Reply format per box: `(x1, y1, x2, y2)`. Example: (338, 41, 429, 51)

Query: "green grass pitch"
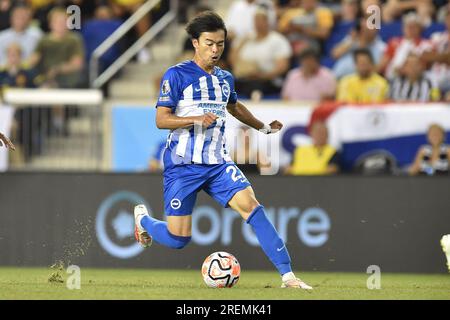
(0, 268, 449, 300)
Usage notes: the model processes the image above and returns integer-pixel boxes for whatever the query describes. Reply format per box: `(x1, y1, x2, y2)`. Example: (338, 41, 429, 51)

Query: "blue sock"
(246, 205, 292, 276)
(140, 216, 191, 249)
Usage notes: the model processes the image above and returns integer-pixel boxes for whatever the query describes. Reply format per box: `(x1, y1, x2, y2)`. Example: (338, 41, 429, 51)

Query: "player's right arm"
(155, 107, 217, 129)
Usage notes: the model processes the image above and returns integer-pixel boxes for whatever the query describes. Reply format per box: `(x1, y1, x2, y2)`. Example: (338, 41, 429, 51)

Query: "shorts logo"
(171, 198, 181, 210)
(161, 80, 171, 95)
(222, 82, 230, 99)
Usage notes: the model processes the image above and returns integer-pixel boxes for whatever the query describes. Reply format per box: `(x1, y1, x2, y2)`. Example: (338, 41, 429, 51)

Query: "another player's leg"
(228, 187, 313, 290)
(134, 205, 192, 249)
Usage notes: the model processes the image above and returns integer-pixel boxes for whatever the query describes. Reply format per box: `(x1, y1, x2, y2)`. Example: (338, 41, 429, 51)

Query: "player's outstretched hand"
(0, 133, 15, 151)
(198, 113, 218, 128)
(269, 120, 283, 133)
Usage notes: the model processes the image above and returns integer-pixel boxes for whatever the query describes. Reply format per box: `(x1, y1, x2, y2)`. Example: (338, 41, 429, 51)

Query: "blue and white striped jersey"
(156, 60, 238, 166)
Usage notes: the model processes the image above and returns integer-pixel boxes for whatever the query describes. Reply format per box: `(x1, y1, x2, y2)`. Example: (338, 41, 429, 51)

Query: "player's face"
(193, 30, 226, 67)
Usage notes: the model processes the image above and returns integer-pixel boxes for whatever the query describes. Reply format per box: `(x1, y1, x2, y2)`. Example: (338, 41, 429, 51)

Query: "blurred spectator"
(0, 43, 38, 97)
(332, 17, 386, 79)
(278, 0, 334, 55)
(437, 2, 450, 23)
(274, 0, 301, 20)
(360, 0, 382, 13)
(337, 48, 389, 103)
(230, 8, 292, 98)
(81, 5, 122, 74)
(383, 0, 434, 26)
(0, 43, 40, 162)
(30, 0, 56, 32)
(0, 0, 14, 31)
(409, 123, 450, 175)
(285, 121, 340, 175)
(0, 4, 43, 66)
(29, 7, 85, 88)
(389, 53, 440, 102)
(338, 0, 360, 23)
(29, 7, 85, 135)
(225, 0, 277, 41)
(110, 0, 151, 63)
(378, 12, 433, 79)
(32, 1, 100, 32)
(282, 48, 336, 102)
(424, 5, 450, 100)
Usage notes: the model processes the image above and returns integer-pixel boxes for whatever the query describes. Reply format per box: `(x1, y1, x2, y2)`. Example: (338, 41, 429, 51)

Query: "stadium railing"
(90, 0, 179, 88)
(3, 88, 104, 171)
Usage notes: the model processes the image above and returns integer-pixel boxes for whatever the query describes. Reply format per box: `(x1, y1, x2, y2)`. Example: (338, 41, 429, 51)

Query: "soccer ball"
(201, 251, 240, 288)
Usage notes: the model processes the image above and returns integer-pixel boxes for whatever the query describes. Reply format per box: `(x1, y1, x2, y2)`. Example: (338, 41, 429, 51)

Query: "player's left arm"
(226, 101, 283, 134)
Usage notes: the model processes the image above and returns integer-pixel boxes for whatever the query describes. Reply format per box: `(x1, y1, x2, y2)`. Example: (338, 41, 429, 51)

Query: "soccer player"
(0, 132, 15, 150)
(134, 11, 312, 290)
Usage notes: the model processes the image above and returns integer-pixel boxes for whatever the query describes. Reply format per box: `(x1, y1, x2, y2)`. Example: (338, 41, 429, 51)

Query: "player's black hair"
(298, 48, 320, 62)
(353, 48, 374, 63)
(185, 11, 227, 40)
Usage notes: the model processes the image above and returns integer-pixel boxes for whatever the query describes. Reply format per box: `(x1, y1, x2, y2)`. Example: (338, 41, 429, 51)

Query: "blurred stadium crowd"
(3, 0, 450, 101)
(0, 0, 449, 175)
(219, 0, 450, 102)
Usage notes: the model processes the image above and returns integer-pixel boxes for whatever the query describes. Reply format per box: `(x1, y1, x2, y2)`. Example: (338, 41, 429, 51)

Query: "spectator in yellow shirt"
(285, 121, 340, 176)
(337, 48, 389, 103)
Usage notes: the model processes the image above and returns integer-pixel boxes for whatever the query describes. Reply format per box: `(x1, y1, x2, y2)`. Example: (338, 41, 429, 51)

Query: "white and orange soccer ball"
(201, 251, 240, 288)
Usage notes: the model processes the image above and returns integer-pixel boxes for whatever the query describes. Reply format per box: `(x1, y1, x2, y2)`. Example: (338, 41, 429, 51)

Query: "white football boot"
(281, 272, 313, 290)
(134, 204, 152, 248)
(440, 234, 450, 272)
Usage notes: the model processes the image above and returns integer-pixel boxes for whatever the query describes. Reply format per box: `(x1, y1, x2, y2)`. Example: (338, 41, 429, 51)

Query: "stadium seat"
(423, 22, 446, 39)
(320, 21, 356, 70)
(320, 56, 335, 68)
(324, 21, 356, 57)
(353, 150, 399, 175)
(379, 20, 403, 42)
(81, 19, 123, 73)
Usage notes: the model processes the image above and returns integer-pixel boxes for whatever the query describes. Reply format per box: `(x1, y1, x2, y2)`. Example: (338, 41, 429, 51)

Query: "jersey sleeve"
(156, 68, 181, 110)
(224, 70, 238, 104)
